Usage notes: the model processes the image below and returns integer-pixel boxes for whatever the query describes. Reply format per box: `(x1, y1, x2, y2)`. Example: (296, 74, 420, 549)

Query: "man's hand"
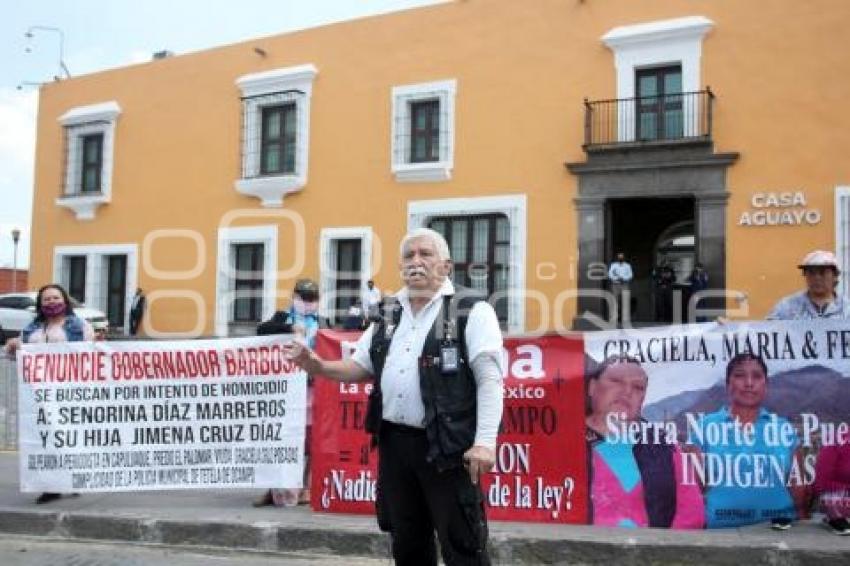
(283, 339, 322, 375)
(462, 445, 495, 485)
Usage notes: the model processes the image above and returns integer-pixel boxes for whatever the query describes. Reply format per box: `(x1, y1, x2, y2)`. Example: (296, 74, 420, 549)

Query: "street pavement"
(0, 535, 390, 565)
(0, 451, 848, 564)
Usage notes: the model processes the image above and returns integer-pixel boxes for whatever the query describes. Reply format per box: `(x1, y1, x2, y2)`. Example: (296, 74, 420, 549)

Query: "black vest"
(366, 290, 484, 469)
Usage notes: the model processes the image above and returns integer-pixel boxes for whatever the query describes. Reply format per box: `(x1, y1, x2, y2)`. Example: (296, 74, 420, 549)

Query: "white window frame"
(235, 64, 318, 207)
(602, 16, 714, 142)
(391, 79, 457, 183)
(52, 243, 138, 333)
(56, 101, 121, 220)
(835, 186, 850, 301)
(408, 194, 527, 334)
(215, 225, 278, 337)
(319, 227, 373, 321)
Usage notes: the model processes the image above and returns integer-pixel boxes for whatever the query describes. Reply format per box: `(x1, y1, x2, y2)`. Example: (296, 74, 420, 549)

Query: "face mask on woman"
(40, 302, 67, 318)
(293, 297, 319, 316)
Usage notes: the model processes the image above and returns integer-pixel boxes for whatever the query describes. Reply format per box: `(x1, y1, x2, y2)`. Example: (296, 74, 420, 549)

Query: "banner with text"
(310, 330, 588, 523)
(18, 335, 305, 493)
(583, 320, 850, 529)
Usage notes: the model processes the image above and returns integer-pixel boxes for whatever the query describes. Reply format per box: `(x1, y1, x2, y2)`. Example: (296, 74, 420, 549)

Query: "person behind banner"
(688, 353, 806, 529)
(3, 283, 95, 505)
(767, 250, 850, 319)
(283, 227, 504, 566)
(343, 300, 367, 331)
(652, 260, 676, 323)
(687, 263, 709, 323)
(814, 438, 850, 535)
(365, 279, 383, 321)
(129, 287, 146, 336)
(585, 355, 704, 529)
(254, 278, 325, 508)
(763, 250, 848, 529)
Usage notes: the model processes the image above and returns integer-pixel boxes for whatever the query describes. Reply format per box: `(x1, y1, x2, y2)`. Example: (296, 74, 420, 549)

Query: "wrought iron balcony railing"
(583, 89, 714, 148)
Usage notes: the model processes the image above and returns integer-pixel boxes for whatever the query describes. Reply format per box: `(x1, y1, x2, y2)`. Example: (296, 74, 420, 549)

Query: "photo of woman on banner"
(585, 355, 704, 528)
(688, 353, 807, 529)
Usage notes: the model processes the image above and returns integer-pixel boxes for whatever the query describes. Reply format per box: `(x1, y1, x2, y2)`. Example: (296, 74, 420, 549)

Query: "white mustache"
(404, 266, 427, 277)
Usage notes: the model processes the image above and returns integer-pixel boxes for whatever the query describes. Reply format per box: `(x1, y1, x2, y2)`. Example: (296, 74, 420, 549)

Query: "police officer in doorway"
(284, 227, 504, 565)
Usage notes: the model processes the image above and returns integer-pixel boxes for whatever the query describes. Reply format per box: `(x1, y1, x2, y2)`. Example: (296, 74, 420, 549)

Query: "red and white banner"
(18, 335, 306, 493)
(310, 330, 589, 523)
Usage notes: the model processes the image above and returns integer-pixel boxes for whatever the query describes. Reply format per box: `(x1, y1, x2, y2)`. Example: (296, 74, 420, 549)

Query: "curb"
(0, 509, 390, 558)
(0, 509, 848, 565)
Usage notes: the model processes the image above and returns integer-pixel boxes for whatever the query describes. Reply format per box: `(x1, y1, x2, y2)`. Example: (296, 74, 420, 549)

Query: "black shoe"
(826, 518, 850, 536)
(35, 492, 61, 505)
(771, 518, 792, 530)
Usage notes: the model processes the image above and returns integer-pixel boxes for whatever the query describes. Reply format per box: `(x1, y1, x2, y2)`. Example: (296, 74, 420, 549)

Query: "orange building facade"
(27, 0, 850, 336)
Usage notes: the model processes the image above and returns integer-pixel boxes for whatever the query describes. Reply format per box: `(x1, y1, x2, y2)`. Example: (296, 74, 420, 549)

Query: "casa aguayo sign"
(738, 191, 822, 227)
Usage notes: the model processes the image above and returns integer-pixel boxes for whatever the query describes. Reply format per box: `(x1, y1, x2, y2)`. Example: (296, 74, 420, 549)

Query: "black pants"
(129, 314, 141, 335)
(378, 421, 489, 566)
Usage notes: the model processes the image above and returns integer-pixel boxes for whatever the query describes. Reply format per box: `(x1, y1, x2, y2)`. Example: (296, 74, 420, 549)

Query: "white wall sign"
(738, 191, 822, 227)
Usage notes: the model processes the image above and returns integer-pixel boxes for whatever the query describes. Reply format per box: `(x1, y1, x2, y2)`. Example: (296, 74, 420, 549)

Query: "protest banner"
(17, 335, 305, 493)
(312, 321, 850, 529)
(583, 320, 850, 529)
(310, 330, 588, 523)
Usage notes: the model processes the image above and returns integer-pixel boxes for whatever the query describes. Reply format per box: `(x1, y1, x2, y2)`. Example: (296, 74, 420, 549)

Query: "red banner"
(310, 330, 588, 523)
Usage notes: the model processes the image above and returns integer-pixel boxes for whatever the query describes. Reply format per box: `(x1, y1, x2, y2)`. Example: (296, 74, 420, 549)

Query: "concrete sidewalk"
(0, 452, 847, 565)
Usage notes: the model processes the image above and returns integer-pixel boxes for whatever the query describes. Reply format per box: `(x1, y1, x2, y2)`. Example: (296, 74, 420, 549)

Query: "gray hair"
(399, 228, 451, 261)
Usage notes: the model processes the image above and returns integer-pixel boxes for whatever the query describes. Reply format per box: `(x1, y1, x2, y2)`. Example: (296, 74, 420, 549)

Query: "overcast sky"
(0, 0, 442, 270)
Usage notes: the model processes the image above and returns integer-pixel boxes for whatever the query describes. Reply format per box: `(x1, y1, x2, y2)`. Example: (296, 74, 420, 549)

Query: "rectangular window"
(333, 239, 362, 325)
(79, 133, 104, 193)
(410, 100, 440, 163)
(429, 214, 510, 325)
(65, 256, 87, 304)
(636, 66, 683, 141)
(232, 243, 264, 323)
(260, 104, 297, 175)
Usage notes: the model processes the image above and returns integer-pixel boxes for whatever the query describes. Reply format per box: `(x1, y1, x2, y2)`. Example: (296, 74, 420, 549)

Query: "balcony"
(583, 89, 714, 150)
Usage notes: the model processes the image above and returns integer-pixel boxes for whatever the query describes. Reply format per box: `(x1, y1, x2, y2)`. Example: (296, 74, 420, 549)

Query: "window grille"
(239, 90, 305, 180)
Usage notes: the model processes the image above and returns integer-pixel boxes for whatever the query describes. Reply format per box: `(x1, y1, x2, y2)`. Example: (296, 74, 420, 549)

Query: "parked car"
(0, 292, 109, 343)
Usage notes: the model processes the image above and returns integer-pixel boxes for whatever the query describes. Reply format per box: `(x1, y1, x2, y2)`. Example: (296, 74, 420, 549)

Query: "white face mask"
(293, 297, 319, 316)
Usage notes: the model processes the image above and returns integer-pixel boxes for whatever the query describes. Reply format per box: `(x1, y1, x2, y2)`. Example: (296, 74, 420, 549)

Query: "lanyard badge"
(440, 318, 458, 374)
(440, 345, 459, 374)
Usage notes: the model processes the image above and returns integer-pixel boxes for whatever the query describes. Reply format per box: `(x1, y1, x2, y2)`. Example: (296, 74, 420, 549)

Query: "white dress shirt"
(608, 261, 633, 283)
(366, 287, 382, 309)
(351, 278, 504, 447)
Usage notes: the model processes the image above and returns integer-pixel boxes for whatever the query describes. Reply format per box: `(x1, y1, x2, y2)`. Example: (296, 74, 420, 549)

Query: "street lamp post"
(11, 229, 21, 292)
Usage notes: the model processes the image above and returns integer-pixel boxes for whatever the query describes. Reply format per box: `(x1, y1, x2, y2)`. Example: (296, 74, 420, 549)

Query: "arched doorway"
(606, 197, 695, 324)
(654, 221, 696, 283)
